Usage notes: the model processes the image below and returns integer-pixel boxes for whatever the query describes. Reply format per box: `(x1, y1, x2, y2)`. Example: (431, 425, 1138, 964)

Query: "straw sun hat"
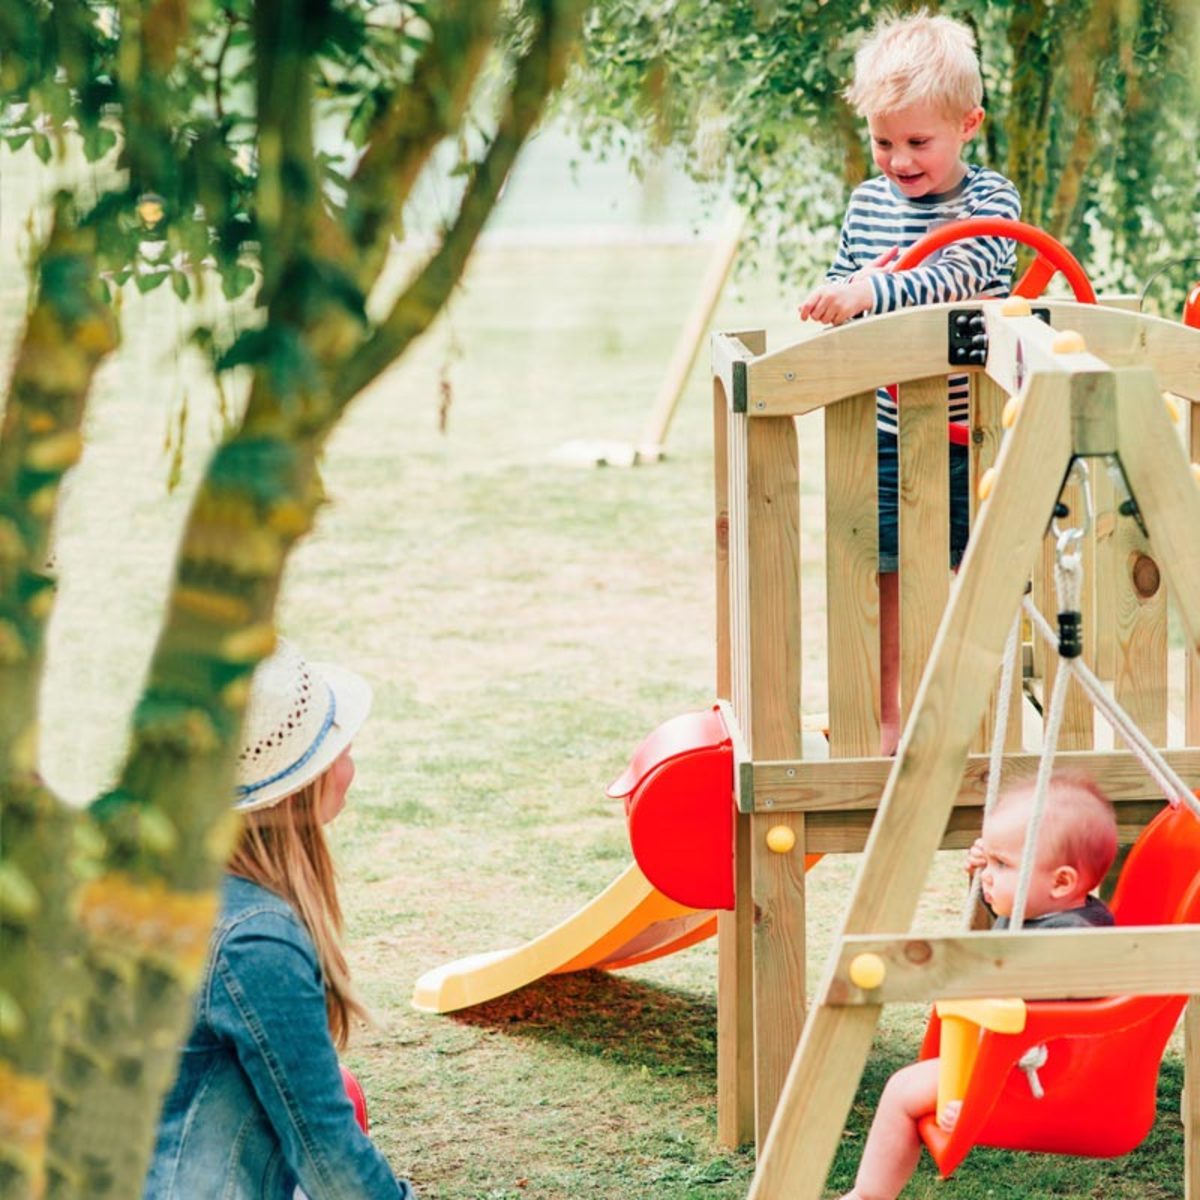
(234, 639, 373, 812)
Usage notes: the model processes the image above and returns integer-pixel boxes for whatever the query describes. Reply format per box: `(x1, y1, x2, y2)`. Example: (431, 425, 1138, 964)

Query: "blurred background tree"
(564, 0, 1200, 313)
(0, 2, 585, 1196)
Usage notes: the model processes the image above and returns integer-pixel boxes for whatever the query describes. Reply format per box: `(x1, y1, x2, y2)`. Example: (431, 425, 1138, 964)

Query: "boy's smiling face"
(867, 101, 984, 198)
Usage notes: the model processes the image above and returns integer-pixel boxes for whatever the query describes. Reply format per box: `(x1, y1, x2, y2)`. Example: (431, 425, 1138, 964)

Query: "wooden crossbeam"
(740, 302, 1200, 416)
(747, 748, 1200, 812)
(825, 927, 1200, 1005)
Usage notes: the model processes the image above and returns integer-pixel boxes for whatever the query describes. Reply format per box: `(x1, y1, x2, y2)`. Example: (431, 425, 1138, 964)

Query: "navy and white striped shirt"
(825, 164, 1020, 434)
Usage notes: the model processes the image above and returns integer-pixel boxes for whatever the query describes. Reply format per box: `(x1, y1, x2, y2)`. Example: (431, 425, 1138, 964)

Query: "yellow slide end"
(412, 862, 715, 1015)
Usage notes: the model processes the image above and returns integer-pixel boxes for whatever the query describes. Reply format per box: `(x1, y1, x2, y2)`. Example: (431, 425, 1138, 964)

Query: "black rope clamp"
(1057, 610, 1083, 659)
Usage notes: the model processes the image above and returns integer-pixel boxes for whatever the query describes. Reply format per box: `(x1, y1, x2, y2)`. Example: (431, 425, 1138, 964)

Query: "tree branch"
(333, 0, 588, 409)
(1045, 0, 1119, 240)
(346, 0, 503, 291)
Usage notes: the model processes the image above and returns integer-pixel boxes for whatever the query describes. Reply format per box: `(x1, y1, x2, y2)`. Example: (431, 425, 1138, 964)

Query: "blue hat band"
(234, 686, 337, 803)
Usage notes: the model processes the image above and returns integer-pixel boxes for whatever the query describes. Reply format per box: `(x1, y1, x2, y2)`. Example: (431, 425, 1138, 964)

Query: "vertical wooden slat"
(897, 376, 950, 730)
(714, 377, 732, 702)
(972, 373, 1023, 753)
(1189, 404, 1200, 746)
(729, 413, 751, 736)
(824, 391, 880, 757)
(742, 414, 804, 1145)
(1112, 518, 1169, 745)
(1092, 466, 1118, 684)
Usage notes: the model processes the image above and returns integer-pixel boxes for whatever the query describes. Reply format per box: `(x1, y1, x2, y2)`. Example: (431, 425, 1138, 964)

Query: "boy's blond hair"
(845, 11, 983, 119)
(993, 771, 1118, 893)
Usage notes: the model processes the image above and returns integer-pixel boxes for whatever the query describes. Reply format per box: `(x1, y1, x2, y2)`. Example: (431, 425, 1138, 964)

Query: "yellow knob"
(1001, 395, 1022, 429)
(977, 466, 997, 502)
(1000, 296, 1032, 317)
(137, 195, 165, 226)
(766, 825, 796, 854)
(849, 953, 887, 990)
(1191, 462, 1200, 486)
(1052, 330, 1087, 354)
(1164, 394, 1182, 425)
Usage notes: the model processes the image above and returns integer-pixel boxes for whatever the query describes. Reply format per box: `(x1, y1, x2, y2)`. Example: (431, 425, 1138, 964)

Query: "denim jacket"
(144, 875, 415, 1199)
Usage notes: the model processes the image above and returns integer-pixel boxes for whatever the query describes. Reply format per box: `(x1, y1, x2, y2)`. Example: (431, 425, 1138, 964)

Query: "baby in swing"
(838, 771, 1117, 1200)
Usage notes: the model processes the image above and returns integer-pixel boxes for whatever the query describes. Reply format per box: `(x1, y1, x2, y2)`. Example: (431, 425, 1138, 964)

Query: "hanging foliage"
(564, 0, 1200, 313)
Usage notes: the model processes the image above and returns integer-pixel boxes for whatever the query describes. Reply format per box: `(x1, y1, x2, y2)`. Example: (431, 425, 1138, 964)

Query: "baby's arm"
(965, 837, 986, 876)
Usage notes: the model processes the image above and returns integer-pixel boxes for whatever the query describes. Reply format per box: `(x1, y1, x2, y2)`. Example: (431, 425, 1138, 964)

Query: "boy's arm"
(866, 183, 1021, 313)
(825, 217, 859, 282)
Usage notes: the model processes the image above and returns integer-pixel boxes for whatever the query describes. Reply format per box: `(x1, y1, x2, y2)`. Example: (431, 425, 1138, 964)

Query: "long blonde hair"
(227, 772, 368, 1048)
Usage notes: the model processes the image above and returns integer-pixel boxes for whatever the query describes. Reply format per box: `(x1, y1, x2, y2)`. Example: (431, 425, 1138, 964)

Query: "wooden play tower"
(709, 296, 1200, 1196)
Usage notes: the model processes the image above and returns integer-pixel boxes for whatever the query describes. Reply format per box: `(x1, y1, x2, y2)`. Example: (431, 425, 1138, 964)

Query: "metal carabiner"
(1051, 459, 1093, 564)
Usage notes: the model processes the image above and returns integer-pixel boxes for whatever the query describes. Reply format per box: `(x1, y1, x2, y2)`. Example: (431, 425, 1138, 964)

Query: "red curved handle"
(893, 218, 1097, 304)
(1185, 281, 1200, 329)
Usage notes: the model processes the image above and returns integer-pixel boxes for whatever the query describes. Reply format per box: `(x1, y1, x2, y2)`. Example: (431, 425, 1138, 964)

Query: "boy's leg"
(840, 1058, 939, 1200)
(880, 570, 899, 755)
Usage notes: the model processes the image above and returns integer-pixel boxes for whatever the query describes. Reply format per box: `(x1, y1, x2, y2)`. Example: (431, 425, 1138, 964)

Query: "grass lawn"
(23, 201, 1191, 1196)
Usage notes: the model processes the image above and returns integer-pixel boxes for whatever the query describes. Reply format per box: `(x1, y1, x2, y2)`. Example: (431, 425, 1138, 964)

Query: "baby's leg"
(839, 1058, 939, 1200)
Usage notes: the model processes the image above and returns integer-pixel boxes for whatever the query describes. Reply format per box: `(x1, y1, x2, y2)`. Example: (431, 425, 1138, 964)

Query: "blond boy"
(839, 773, 1117, 1200)
(800, 13, 1020, 754)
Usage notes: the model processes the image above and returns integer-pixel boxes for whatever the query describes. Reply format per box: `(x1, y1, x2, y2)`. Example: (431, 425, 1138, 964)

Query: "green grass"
(14, 170, 1190, 1195)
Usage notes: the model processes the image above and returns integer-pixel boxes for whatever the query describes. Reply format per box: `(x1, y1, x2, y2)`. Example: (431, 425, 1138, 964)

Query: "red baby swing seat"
(917, 799, 1200, 1177)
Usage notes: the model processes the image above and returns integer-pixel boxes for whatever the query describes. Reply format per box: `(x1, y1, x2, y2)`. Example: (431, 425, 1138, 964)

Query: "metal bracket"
(948, 306, 1050, 367)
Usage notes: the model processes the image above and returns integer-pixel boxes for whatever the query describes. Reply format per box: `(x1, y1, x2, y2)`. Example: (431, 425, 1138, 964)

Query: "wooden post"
(735, 409, 803, 1144)
(713, 334, 762, 1149)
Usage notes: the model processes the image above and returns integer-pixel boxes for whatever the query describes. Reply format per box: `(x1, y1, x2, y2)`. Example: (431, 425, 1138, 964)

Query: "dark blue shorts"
(877, 428, 970, 572)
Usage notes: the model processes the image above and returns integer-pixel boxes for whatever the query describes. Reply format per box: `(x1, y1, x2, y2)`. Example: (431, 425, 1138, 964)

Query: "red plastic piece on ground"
(1184, 281, 1200, 329)
(607, 707, 735, 910)
(341, 1064, 369, 1133)
(917, 799, 1200, 1177)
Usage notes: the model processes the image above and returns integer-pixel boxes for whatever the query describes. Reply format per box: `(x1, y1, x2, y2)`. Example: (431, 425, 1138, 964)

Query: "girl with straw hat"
(144, 640, 415, 1198)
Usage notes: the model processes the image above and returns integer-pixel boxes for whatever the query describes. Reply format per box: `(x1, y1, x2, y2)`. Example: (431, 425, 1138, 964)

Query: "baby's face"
(978, 803, 1060, 919)
(866, 101, 983, 198)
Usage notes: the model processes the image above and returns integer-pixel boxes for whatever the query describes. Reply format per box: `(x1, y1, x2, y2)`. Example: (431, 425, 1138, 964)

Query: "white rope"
(1009, 652, 1072, 930)
(1022, 597, 1200, 820)
(962, 612, 1022, 929)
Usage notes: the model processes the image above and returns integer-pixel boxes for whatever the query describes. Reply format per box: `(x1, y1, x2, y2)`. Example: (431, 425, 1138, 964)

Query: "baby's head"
(979, 772, 1118, 920)
(845, 12, 986, 199)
